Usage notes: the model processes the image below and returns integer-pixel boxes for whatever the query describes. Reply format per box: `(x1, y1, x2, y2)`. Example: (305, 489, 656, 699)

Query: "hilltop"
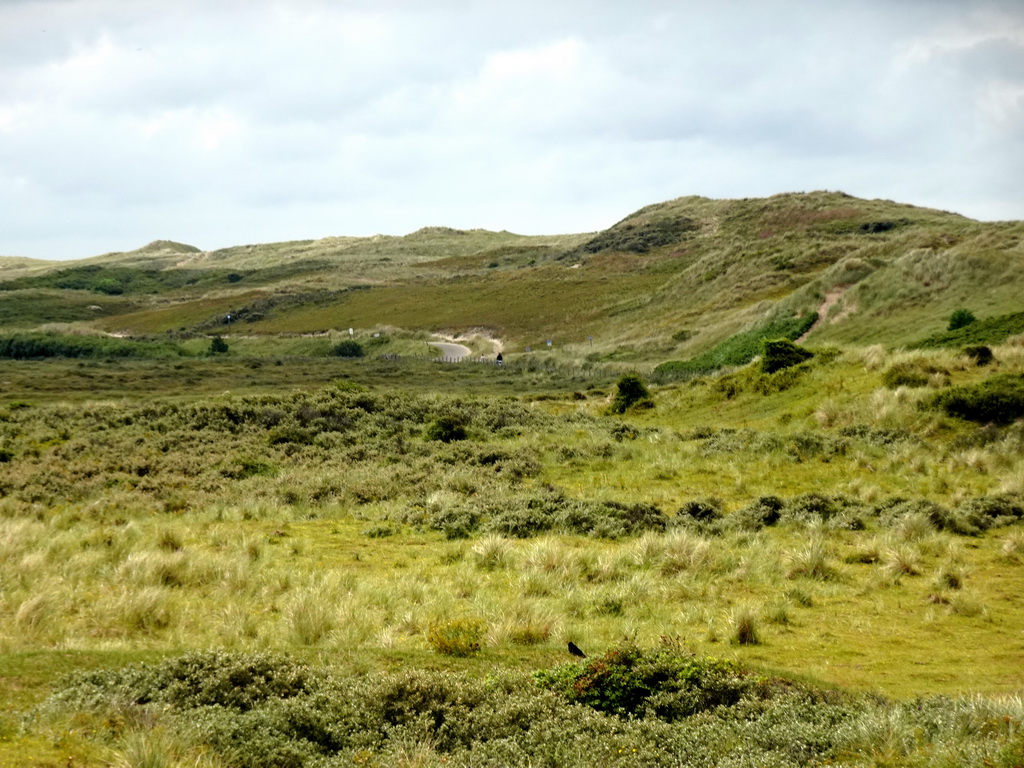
(1, 191, 1021, 365)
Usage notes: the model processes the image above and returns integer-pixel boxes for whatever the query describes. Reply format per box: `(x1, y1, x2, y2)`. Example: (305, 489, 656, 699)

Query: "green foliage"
(536, 643, 754, 721)
(654, 313, 818, 379)
(425, 414, 468, 442)
(608, 373, 653, 414)
(331, 339, 364, 358)
(426, 617, 485, 656)
(208, 335, 229, 355)
(911, 310, 1024, 349)
(881, 362, 937, 389)
(48, 651, 311, 713)
(761, 338, 814, 374)
(0, 332, 185, 359)
(578, 215, 697, 254)
(0, 263, 239, 295)
(929, 374, 1024, 425)
(948, 308, 977, 331)
(964, 345, 994, 366)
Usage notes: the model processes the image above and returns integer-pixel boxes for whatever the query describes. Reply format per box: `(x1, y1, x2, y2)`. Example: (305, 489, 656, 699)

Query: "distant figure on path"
(496, 352, 503, 366)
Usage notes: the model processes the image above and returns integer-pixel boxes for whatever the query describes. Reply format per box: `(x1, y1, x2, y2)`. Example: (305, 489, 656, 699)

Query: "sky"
(1, 0, 1023, 261)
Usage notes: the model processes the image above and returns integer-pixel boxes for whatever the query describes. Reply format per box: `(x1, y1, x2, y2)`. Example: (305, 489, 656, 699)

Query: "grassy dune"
(1, 191, 1023, 766)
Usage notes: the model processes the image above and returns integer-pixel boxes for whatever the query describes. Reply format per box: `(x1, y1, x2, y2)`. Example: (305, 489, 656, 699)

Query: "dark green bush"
(761, 339, 813, 374)
(964, 345, 994, 366)
(578, 215, 697, 254)
(929, 374, 1024, 425)
(332, 340, 364, 358)
(948, 308, 977, 331)
(425, 414, 468, 442)
(208, 335, 229, 355)
(0, 332, 185, 359)
(912, 310, 1024, 349)
(731, 496, 785, 530)
(536, 643, 752, 721)
(608, 373, 653, 414)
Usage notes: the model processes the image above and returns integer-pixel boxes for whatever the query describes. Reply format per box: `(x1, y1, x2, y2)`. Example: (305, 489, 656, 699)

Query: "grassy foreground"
(1, 334, 1023, 766)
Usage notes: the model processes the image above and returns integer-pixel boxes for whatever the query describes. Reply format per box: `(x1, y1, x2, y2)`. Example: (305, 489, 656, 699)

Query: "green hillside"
(0, 191, 1018, 369)
(2, 192, 1021, 369)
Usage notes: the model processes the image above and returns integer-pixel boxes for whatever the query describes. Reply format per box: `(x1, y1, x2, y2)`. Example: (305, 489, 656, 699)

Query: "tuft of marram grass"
(730, 605, 761, 646)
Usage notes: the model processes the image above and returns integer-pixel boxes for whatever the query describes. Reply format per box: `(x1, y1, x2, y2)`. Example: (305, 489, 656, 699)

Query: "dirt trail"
(429, 341, 473, 361)
(797, 286, 851, 343)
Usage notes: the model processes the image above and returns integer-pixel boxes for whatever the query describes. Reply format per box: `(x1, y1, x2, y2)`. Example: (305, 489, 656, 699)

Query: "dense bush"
(761, 338, 814, 374)
(608, 373, 653, 414)
(425, 414, 468, 442)
(535, 643, 758, 721)
(964, 345, 994, 366)
(653, 313, 818, 379)
(0, 332, 186, 359)
(578, 215, 697, 254)
(331, 340, 364, 358)
(208, 335, 230, 355)
(40, 648, 1024, 768)
(911, 310, 1024, 349)
(948, 308, 977, 331)
(929, 374, 1024, 425)
(426, 618, 486, 656)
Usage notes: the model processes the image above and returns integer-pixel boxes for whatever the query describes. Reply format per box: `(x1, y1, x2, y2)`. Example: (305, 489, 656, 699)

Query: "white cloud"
(0, 0, 1021, 260)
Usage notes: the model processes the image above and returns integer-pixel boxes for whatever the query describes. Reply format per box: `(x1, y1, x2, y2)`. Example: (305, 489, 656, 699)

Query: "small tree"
(609, 373, 653, 414)
(761, 339, 813, 374)
(208, 335, 229, 355)
(332, 340, 364, 358)
(948, 308, 976, 332)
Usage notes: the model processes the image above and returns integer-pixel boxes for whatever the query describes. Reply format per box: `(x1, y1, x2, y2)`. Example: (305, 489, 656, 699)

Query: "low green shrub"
(535, 643, 754, 721)
(425, 414, 468, 442)
(911, 310, 1024, 349)
(607, 373, 653, 414)
(964, 345, 994, 366)
(653, 313, 818, 379)
(331, 340, 364, 358)
(948, 308, 977, 331)
(761, 339, 813, 374)
(731, 496, 785, 531)
(674, 498, 724, 535)
(881, 362, 931, 389)
(929, 373, 1024, 425)
(426, 617, 486, 656)
(41, 649, 1024, 768)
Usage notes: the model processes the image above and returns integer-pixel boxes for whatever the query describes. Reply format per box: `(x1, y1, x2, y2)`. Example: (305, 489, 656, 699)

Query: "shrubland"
(1, 191, 1023, 766)
(1, 337, 1024, 766)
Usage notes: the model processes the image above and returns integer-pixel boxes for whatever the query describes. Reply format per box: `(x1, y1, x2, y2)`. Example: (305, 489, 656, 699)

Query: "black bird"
(567, 641, 586, 658)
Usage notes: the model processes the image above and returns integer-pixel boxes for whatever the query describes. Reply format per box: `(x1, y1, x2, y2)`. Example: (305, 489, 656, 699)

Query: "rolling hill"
(2, 191, 1022, 366)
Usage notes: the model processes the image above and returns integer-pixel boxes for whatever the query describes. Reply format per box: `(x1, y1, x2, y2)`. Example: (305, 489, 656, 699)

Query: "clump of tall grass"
(471, 535, 515, 570)
(730, 605, 761, 645)
(286, 583, 337, 646)
(785, 539, 838, 580)
(880, 545, 922, 580)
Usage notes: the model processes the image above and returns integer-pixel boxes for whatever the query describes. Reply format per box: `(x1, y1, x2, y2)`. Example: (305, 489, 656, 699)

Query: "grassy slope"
(3, 192, 1021, 361)
(1, 343, 1024, 765)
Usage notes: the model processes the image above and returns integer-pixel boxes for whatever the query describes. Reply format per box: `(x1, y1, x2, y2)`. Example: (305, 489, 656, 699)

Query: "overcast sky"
(2, 0, 1022, 261)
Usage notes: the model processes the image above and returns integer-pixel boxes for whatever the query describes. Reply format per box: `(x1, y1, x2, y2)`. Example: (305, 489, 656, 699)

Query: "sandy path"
(429, 341, 473, 360)
(797, 286, 850, 343)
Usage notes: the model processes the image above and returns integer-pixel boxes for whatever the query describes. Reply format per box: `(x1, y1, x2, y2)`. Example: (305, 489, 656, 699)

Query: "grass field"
(1, 335, 1023, 766)
(1, 191, 1023, 766)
